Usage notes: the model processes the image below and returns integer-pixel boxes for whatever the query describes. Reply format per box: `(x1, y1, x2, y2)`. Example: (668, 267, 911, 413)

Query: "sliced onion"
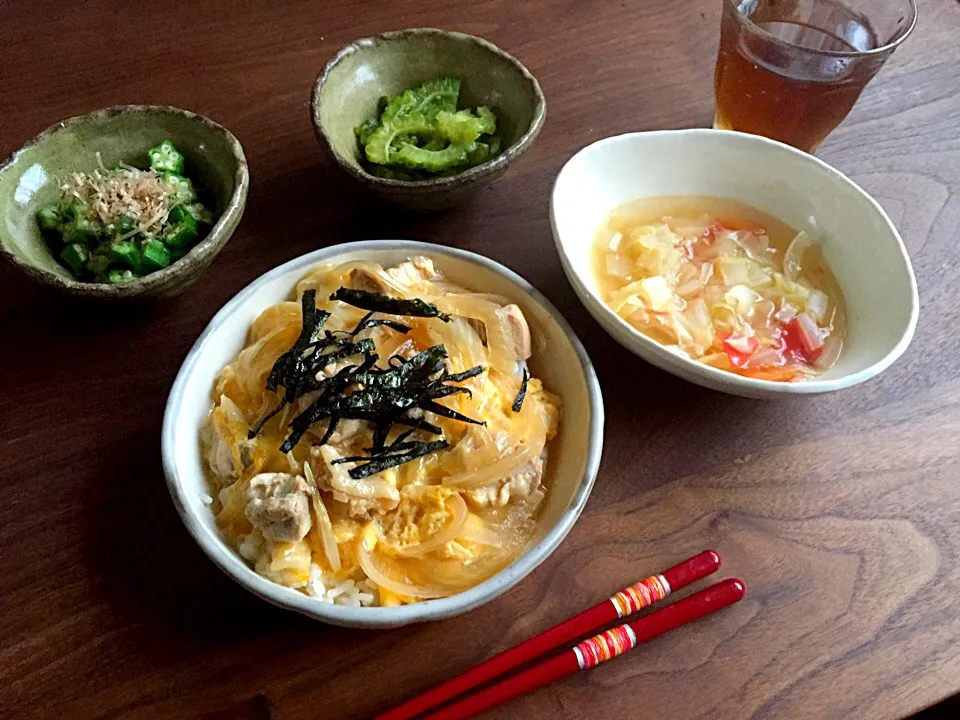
(732, 231, 773, 264)
(316, 445, 399, 500)
(434, 295, 515, 374)
(459, 513, 506, 548)
(428, 315, 487, 374)
(605, 253, 633, 279)
(783, 232, 815, 281)
(443, 421, 545, 490)
(675, 279, 702, 297)
(745, 347, 783, 368)
(806, 290, 829, 323)
(395, 493, 468, 557)
(815, 336, 843, 370)
(303, 462, 342, 573)
(358, 539, 452, 599)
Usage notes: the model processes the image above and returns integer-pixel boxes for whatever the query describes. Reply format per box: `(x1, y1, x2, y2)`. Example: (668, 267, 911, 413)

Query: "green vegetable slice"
(60, 244, 89, 274)
(110, 240, 141, 268)
(355, 117, 380, 146)
(364, 113, 439, 165)
(163, 173, 196, 203)
(435, 107, 496, 144)
(107, 269, 135, 284)
(148, 140, 186, 174)
(37, 206, 61, 232)
(187, 203, 213, 224)
(62, 219, 98, 245)
(141, 239, 172, 270)
(393, 141, 470, 172)
(381, 77, 460, 123)
(110, 214, 136, 236)
(86, 252, 112, 274)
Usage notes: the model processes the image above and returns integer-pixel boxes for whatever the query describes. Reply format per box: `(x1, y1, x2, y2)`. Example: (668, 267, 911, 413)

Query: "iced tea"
(713, 0, 916, 152)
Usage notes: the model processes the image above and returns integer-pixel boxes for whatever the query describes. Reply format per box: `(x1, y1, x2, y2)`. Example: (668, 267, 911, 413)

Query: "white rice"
(234, 533, 378, 607)
(238, 532, 262, 561)
(305, 563, 378, 607)
(200, 492, 214, 505)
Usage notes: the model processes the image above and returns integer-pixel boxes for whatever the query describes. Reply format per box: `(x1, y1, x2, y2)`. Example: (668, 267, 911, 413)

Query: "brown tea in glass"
(713, 0, 917, 152)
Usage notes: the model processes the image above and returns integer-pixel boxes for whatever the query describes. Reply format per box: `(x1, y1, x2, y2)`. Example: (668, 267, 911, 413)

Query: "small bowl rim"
(310, 27, 547, 193)
(550, 128, 920, 396)
(0, 104, 249, 297)
(161, 239, 604, 627)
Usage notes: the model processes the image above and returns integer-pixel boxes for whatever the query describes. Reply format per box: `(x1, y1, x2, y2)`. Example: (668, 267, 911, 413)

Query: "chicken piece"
(497, 304, 532, 360)
(310, 445, 400, 518)
(244, 473, 313, 542)
(348, 268, 390, 294)
(385, 257, 438, 288)
(328, 418, 366, 446)
(347, 258, 437, 295)
(466, 304, 532, 361)
(203, 423, 235, 481)
(466, 449, 547, 509)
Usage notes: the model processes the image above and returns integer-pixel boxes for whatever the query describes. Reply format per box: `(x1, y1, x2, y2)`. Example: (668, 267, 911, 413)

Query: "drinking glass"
(713, 0, 917, 152)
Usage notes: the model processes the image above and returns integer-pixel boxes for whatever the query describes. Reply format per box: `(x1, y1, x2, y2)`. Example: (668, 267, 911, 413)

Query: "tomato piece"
(707, 218, 766, 241)
(780, 314, 824, 363)
(721, 332, 759, 367)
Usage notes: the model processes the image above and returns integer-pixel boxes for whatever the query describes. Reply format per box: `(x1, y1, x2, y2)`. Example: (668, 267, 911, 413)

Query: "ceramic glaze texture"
(162, 241, 604, 628)
(551, 130, 918, 398)
(0, 105, 248, 299)
(311, 28, 545, 211)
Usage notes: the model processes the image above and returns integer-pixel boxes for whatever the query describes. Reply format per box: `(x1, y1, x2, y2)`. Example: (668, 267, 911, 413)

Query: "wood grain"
(2, 1, 959, 718)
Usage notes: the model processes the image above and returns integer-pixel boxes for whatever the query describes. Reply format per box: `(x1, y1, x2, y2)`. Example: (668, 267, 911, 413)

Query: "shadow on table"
(81, 419, 320, 644)
(912, 695, 960, 719)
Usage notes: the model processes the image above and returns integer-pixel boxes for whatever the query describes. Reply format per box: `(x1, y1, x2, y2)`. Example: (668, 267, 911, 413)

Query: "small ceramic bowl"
(0, 105, 248, 299)
(551, 130, 919, 398)
(310, 28, 546, 211)
(162, 240, 604, 628)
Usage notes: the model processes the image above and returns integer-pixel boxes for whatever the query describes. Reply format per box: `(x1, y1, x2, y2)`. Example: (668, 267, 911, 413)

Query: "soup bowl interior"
(162, 240, 602, 628)
(551, 129, 918, 398)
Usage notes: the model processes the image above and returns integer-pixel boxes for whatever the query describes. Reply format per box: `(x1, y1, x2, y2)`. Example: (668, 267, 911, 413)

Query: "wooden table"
(3, 1, 959, 718)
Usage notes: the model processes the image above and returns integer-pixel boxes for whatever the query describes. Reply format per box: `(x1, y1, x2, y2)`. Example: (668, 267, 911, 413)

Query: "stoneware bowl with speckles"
(0, 105, 248, 300)
(310, 28, 546, 212)
(162, 240, 604, 628)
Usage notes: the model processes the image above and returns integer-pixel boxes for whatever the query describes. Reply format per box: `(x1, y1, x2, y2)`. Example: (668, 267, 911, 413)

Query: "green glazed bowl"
(0, 105, 248, 299)
(311, 28, 546, 211)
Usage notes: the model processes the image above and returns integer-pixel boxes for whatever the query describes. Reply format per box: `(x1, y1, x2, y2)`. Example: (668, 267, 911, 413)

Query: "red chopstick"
(422, 578, 746, 720)
(377, 550, 721, 720)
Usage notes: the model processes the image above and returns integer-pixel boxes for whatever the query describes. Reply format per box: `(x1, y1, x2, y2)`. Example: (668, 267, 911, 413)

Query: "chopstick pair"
(379, 550, 744, 720)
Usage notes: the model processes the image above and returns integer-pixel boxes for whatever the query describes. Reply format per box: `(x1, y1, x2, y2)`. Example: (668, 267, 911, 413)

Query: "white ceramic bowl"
(551, 130, 919, 399)
(162, 240, 603, 628)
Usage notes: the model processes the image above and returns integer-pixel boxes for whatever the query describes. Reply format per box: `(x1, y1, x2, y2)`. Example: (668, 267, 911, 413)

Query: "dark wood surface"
(3, 1, 959, 718)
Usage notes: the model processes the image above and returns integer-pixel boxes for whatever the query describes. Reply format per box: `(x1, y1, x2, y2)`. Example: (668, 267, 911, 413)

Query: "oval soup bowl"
(551, 129, 919, 398)
(162, 240, 604, 628)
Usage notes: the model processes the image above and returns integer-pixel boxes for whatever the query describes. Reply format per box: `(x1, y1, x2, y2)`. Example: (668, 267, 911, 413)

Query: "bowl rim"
(0, 104, 249, 296)
(309, 27, 547, 192)
(161, 239, 604, 627)
(550, 128, 920, 396)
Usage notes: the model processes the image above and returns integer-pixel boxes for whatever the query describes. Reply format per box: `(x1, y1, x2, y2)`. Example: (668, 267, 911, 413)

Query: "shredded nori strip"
(348, 311, 412, 335)
(252, 288, 483, 475)
(336, 440, 450, 479)
(512, 367, 530, 412)
(330, 287, 452, 322)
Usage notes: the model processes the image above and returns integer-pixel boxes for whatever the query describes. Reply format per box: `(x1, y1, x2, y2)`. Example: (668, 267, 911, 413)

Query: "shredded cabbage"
(596, 211, 846, 381)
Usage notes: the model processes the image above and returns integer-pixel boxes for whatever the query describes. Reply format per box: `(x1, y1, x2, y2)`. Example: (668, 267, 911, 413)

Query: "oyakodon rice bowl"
(162, 241, 603, 628)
